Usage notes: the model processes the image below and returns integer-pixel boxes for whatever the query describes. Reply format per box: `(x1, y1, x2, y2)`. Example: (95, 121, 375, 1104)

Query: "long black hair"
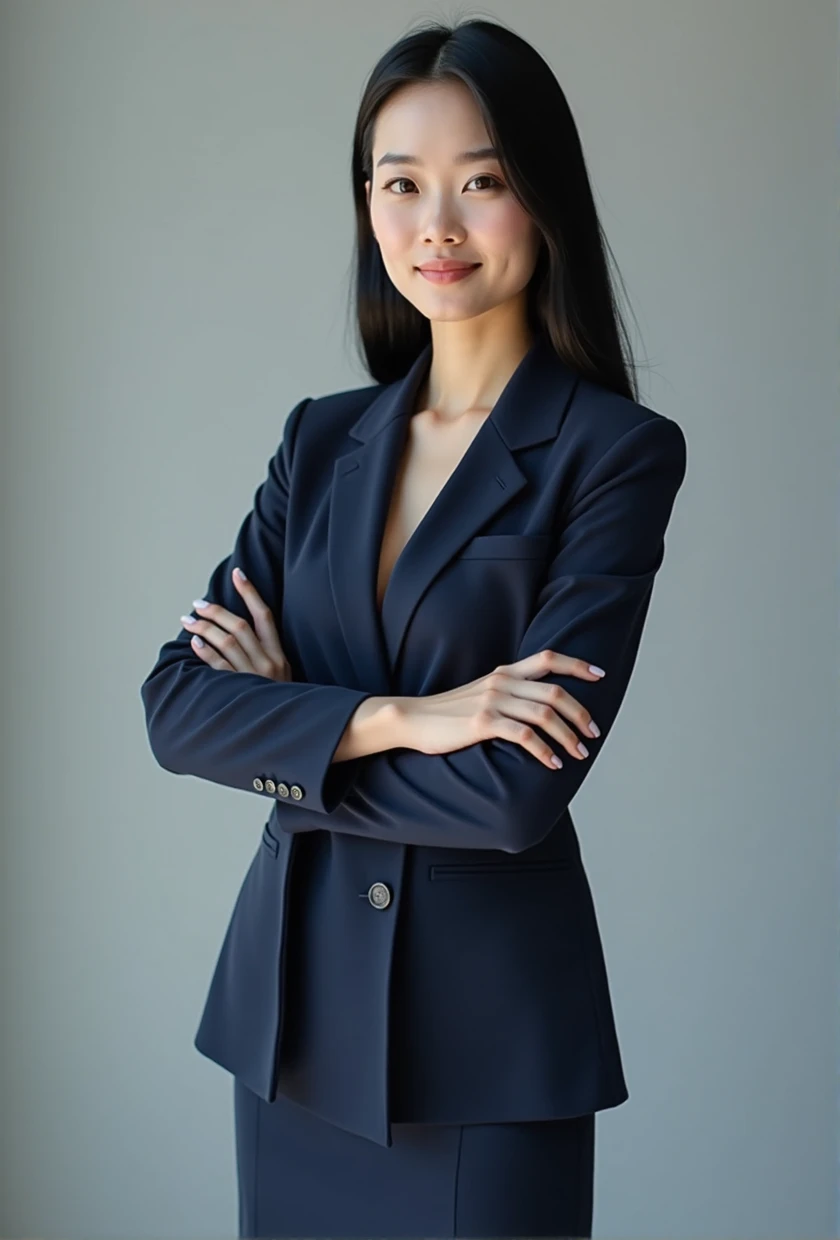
(348, 15, 642, 402)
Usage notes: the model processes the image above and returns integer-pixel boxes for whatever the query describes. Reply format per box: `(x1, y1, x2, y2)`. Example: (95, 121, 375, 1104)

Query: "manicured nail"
(181, 614, 195, 626)
(589, 721, 601, 737)
(191, 634, 205, 647)
(551, 755, 563, 768)
(234, 567, 247, 581)
(589, 665, 605, 677)
(577, 742, 589, 758)
(193, 598, 208, 609)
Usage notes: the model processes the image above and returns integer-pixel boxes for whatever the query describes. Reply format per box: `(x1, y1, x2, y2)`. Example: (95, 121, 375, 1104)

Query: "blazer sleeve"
(139, 395, 376, 815)
(277, 414, 688, 853)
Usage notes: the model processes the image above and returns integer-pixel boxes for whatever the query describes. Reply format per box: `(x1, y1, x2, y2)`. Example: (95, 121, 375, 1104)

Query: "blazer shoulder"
(561, 375, 687, 501)
(571, 373, 684, 444)
(295, 378, 385, 442)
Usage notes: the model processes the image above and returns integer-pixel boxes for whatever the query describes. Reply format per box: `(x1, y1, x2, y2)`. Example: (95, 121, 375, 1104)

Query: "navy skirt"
(234, 1079, 595, 1238)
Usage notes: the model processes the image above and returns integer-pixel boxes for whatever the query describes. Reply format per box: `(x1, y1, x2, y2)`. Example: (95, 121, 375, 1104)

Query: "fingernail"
(551, 755, 563, 768)
(181, 614, 195, 626)
(589, 665, 605, 677)
(193, 598, 208, 609)
(589, 721, 601, 737)
(234, 567, 247, 581)
(191, 634, 205, 647)
(577, 742, 589, 758)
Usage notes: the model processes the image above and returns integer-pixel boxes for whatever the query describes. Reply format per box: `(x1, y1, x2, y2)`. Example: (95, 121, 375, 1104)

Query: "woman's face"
(364, 79, 541, 324)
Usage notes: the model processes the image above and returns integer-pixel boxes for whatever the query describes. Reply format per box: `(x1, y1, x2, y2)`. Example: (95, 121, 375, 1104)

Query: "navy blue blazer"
(140, 331, 687, 1148)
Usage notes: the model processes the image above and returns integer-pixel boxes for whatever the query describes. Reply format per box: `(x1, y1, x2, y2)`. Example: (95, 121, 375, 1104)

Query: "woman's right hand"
(392, 650, 606, 770)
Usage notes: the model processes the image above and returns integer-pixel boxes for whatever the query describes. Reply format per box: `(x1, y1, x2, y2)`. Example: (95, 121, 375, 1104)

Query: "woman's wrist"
(332, 695, 415, 761)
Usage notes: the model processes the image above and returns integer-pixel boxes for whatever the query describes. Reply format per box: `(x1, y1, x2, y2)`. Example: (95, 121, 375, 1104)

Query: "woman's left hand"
(180, 566, 291, 682)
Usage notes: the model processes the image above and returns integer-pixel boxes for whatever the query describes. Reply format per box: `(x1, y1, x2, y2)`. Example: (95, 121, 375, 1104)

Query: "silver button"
(277, 782, 290, 798)
(367, 882, 391, 910)
(264, 778, 276, 794)
(290, 784, 304, 800)
(252, 777, 264, 792)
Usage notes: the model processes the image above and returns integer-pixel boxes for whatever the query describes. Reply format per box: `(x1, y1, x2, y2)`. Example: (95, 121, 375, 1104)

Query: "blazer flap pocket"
(458, 533, 553, 560)
(429, 857, 573, 879)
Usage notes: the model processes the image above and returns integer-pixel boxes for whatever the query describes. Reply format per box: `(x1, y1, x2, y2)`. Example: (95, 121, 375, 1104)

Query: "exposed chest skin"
(375, 406, 490, 616)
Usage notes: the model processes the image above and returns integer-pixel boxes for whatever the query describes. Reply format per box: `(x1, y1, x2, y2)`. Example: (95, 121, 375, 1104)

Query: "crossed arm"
(141, 406, 686, 853)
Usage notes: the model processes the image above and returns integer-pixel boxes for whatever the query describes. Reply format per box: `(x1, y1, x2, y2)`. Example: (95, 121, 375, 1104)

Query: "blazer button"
(290, 784, 304, 800)
(264, 778, 276, 794)
(367, 882, 391, 910)
(252, 777, 264, 792)
(276, 783, 290, 798)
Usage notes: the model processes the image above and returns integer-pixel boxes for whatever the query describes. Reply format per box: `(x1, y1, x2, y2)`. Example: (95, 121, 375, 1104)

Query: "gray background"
(0, 1, 837, 1237)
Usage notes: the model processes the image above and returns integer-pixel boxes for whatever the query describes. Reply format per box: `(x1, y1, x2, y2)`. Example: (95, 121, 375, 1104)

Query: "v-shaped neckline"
(373, 406, 493, 622)
(367, 330, 555, 631)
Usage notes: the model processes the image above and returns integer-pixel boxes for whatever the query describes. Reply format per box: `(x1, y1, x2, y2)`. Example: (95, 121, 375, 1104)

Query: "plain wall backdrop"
(0, 1, 837, 1237)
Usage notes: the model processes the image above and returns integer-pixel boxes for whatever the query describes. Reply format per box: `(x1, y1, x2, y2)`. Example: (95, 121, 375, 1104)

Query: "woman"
(141, 16, 687, 1239)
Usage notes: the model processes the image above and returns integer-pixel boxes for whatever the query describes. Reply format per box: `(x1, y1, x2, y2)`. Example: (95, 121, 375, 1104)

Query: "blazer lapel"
(327, 332, 579, 692)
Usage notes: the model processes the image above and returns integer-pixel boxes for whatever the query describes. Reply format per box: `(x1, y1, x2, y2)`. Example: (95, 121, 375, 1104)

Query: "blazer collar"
(347, 330, 578, 450)
(328, 332, 580, 694)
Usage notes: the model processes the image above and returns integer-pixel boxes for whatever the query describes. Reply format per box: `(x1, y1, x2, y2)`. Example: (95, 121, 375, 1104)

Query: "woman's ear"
(364, 180, 376, 240)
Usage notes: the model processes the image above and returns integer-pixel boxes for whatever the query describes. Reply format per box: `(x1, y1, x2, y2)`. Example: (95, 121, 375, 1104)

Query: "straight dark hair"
(348, 15, 642, 401)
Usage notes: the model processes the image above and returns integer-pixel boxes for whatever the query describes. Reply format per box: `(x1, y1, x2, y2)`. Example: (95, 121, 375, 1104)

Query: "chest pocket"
(457, 533, 553, 560)
(400, 532, 554, 682)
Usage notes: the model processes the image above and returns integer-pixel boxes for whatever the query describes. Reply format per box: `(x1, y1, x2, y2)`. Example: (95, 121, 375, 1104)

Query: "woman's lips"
(416, 264, 481, 285)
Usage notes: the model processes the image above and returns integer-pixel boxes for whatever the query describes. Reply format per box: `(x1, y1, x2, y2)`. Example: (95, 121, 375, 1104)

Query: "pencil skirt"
(234, 1079, 595, 1239)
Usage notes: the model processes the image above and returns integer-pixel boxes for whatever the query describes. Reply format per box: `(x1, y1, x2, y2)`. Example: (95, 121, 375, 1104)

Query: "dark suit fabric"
(234, 1076, 595, 1239)
(141, 332, 687, 1179)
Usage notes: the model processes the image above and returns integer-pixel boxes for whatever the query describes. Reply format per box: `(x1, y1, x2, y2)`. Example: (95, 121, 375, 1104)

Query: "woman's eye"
(384, 178, 416, 195)
(467, 174, 502, 191)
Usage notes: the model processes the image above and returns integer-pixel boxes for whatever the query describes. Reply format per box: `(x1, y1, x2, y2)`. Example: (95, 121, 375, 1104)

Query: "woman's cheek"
(480, 207, 541, 281)
(479, 200, 535, 250)
(373, 207, 415, 258)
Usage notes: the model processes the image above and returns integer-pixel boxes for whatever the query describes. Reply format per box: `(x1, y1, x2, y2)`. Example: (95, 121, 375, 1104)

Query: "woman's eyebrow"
(375, 146, 499, 169)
